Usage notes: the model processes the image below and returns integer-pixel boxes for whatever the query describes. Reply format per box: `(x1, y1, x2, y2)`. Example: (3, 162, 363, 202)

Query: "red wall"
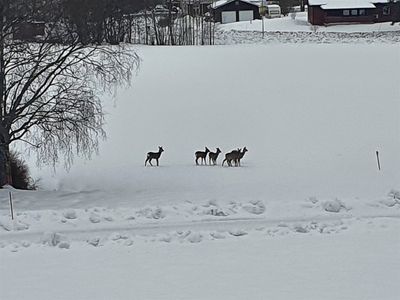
(308, 3, 396, 25)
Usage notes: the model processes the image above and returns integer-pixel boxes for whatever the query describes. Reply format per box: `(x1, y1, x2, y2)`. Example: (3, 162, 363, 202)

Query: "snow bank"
(1, 193, 399, 251)
(215, 30, 400, 44)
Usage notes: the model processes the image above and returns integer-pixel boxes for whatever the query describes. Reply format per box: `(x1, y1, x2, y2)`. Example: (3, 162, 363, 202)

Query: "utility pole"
(262, 14, 264, 38)
(260, 5, 266, 39)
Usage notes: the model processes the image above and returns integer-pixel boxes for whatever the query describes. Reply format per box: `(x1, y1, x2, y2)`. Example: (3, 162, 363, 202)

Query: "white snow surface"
(1, 13, 400, 300)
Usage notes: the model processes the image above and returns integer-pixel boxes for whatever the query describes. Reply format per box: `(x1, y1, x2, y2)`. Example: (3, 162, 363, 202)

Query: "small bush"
(9, 151, 39, 190)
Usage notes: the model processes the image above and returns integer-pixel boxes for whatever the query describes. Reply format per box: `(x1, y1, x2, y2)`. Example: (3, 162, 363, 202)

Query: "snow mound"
(229, 229, 248, 237)
(203, 200, 229, 216)
(138, 206, 165, 219)
(242, 200, 266, 215)
(323, 199, 342, 212)
(40, 231, 70, 249)
(388, 189, 400, 200)
(188, 232, 203, 243)
(210, 231, 227, 239)
(62, 209, 77, 220)
(87, 237, 103, 247)
(323, 199, 347, 213)
(0, 219, 29, 231)
(379, 197, 399, 207)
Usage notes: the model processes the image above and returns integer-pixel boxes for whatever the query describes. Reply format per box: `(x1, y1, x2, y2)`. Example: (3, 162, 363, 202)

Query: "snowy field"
(1, 13, 400, 300)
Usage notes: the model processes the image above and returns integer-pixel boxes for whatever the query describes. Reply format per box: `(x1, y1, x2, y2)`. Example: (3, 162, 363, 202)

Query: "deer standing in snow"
(222, 147, 248, 167)
(222, 148, 241, 167)
(195, 147, 210, 165)
(145, 146, 164, 166)
(235, 147, 248, 167)
(208, 148, 221, 165)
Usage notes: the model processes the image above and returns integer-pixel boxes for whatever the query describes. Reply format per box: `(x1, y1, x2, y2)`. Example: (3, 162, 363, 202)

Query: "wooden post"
(376, 151, 381, 171)
(9, 190, 14, 220)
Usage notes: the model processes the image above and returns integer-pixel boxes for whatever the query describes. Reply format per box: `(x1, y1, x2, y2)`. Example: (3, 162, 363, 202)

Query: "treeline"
(6, 0, 216, 45)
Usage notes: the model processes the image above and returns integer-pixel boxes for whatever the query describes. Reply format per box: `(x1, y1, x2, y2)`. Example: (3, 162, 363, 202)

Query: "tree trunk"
(0, 6, 7, 187)
(0, 120, 11, 186)
(144, 10, 148, 44)
(152, 11, 159, 45)
(0, 141, 10, 186)
(168, 3, 174, 45)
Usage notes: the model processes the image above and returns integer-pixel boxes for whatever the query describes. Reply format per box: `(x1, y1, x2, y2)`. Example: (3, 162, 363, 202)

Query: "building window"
(343, 10, 350, 16)
(351, 9, 358, 16)
(359, 9, 366, 16)
(326, 10, 342, 17)
(383, 6, 391, 15)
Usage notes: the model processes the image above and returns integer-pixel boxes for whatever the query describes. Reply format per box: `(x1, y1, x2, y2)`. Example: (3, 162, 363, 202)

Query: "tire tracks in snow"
(1, 212, 399, 245)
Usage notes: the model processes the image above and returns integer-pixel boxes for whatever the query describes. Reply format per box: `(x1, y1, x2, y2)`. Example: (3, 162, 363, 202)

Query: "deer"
(208, 148, 221, 165)
(145, 146, 164, 166)
(195, 147, 210, 165)
(222, 148, 241, 167)
(235, 146, 248, 167)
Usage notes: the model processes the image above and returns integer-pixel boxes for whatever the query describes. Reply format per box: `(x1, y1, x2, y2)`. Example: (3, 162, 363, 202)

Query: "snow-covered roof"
(266, 4, 280, 8)
(247, 0, 281, 7)
(308, 0, 389, 9)
(211, 0, 228, 8)
(210, 0, 257, 9)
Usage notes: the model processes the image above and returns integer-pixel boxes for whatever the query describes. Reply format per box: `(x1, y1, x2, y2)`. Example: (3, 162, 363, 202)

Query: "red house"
(308, 0, 398, 25)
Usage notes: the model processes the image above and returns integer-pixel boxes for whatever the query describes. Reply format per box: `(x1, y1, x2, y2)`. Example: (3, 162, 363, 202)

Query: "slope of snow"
(1, 16, 400, 300)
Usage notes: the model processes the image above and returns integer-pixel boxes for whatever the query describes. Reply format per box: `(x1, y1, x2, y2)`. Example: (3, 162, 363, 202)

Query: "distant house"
(210, 0, 261, 24)
(13, 22, 45, 41)
(180, 0, 212, 16)
(308, 0, 398, 25)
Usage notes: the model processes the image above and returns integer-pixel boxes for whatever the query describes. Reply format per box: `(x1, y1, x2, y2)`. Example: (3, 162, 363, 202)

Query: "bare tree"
(389, 0, 400, 25)
(279, 0, 298, 16)
(0, 0, 140, 186)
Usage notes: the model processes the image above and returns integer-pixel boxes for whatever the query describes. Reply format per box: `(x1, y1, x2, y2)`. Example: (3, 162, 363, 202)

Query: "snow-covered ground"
(1, 13, 400, 300)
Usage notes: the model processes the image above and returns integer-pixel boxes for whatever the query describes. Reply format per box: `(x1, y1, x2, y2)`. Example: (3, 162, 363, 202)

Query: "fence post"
(376, 151, 381, 171)
(9, 190, 14, 220)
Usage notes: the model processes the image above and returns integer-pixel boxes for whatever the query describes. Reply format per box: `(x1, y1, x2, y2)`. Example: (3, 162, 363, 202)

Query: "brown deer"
(222, 148, 241, 167)
(145, 146, 164, 166)
(195, 147, 210, 165)
(208, 148, 221, 165)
